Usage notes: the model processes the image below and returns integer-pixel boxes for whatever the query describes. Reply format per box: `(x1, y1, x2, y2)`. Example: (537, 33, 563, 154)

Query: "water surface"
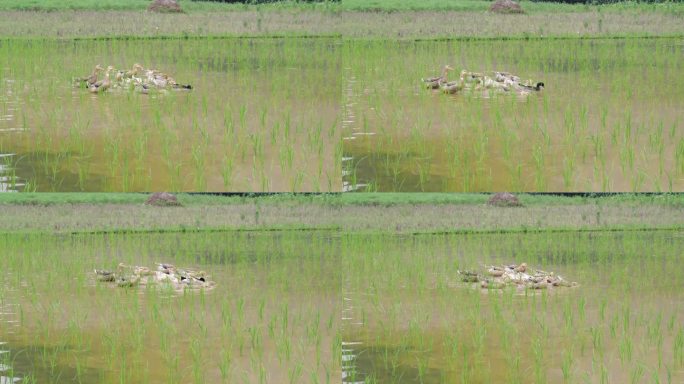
(0, 38, 341, 192)
(342, 231, 684, 383)
(342, 38, 684, 192)
(0, 231, 340, 383)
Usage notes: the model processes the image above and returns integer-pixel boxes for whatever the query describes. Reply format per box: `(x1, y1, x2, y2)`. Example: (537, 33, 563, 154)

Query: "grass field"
(0, 1, 683, 38)
(342, 230, 684, 383)
(2, 0, 684, 13)
(2, 2, 682, 383)
(0, 193, 683, 234)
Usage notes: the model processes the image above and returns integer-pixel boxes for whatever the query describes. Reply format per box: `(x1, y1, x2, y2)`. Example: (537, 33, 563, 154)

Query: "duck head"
(130, 63, 144, 75)
(536, 82, 545, 90)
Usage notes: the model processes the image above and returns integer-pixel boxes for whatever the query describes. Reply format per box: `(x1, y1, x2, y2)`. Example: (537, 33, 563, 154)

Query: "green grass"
(2, 192, 684, 206)
(338, 192, 684, 206)
(1, 193, 683, 235)
(343, 0, 684, 13)
(341, 230, 684, 383)
(342, 38, 684, 192)
(0, 38, 340, 192)
(1, 0, 683, 13)
(1, 4, 682, 39)
(0, 230, 339, 383)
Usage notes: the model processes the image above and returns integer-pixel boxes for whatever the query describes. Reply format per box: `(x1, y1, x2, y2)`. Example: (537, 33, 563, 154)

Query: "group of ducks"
(75, 63, 192, 94)
(458, 262, 578, 290)
(94, 262, 215, 291)
(423, 65, 544, 96)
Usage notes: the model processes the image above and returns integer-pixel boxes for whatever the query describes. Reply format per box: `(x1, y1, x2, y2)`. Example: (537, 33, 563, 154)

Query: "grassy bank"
(0, 193, 683, 234)
(2, 0, 684, 13)
(2, 192, 684, 206)
(0, 7, 683, 38)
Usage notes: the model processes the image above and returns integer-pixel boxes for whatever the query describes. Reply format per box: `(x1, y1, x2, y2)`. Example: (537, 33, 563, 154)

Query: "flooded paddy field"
(342, 38, 684, 192)
(0, 38, 340, 192)
(342, 230, 684, 383)
(0, 231, 340, 383)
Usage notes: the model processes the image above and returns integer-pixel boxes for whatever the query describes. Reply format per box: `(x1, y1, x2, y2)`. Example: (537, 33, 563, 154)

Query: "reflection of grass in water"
(0, 38, 340, 192)
(343, 231, 684, 383)
(0, 231, 339, 383)
(2, 343, 103, 384)
(342, 38, 684, 192)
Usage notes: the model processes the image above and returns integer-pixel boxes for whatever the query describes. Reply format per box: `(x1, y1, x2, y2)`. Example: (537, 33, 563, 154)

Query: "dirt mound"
(148, 0, 183, 13)
(487, 192, 523, 207)
(144, 192, 182, 207)
(489, 0, 524, 14)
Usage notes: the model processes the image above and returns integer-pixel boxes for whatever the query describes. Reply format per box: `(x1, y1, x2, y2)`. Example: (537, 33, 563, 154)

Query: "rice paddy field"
(3, 0, 684, 383)
(342, 230, 684, 383)
(0, 192, 683, 383)
(342, 37, 684, 192)
(0, 38, 340, 192)
(0, 230, 340, 383)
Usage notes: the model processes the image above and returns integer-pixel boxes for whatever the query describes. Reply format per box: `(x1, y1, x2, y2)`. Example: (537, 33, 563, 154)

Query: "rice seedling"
(342, 37, 684, 192)
(0, 38, 341, 192)
(341, 230, 684, 383)
(0, 230, 340, 383)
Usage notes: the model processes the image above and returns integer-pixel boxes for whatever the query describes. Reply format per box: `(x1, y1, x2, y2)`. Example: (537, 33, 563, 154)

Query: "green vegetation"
(1, 1, 683, 39)
(1, 1, 681, 383)
(2, 0, 684, 13)
(3, 191, 684, 207)
(343, 38, 684, 192)
(0, 231, 339, 383)
(342, 230, 684, 383)
(0, 193, 683, 235)
(0, 38, 340, 192)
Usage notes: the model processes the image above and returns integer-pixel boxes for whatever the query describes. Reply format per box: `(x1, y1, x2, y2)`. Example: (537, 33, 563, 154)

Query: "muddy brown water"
(0, 38, 340, 192)
(0, 231, 340, 383)
(342, 38, 684, 192)
(342, 231, 684, 383)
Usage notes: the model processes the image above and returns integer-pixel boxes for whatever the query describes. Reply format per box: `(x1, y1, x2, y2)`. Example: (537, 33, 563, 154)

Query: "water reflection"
(0, 39, 340, 192)
(342, 38, 684, 192)
(1, 282, 21, 384)
(0, 154, 22, 192)
(342, 287, 366, 384)
(342, 231, 684, 383)
(0, 231, 339, 383)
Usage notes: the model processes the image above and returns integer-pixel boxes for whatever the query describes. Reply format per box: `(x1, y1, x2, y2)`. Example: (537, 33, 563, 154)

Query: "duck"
(422, 65, 454, 89)
(517, 82, 545, 92)
(77, 64, 104, 88)
(441, 79, 464, 94)
(94, 269, 115, 282)
(172, 83, 193, 90)
(531, 281, 548, 290)
(177, 269, 208, 283)
(493, 71, 520, 83)
(487, 266, 505, 277)
(88, 66, 114, 93)
(124, 63, 145, 79)
(116, 274, 140, 288)
(134, 266, 153, 276)
(460, 70, 485, 85)
(458, 270, 481, 282)
(157, 263, 176, 274)
(482, 77, 510, 91)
